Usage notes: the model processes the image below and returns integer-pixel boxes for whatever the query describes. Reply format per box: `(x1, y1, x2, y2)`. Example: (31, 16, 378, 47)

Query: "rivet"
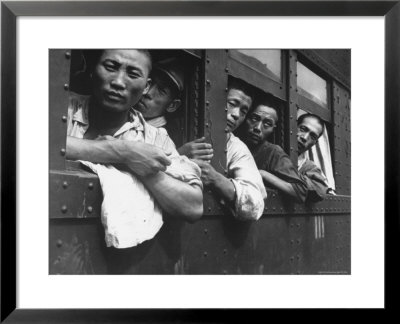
(87, 206, 93, 213)
(224, 108, 228, 112)
(224, 149, 228, 153)
(205, 123, 209, 127)
(65, 51, 71, 59)
(203, 251, 208, 257)
(225, 88, 228, 92)
(88, 182, 94, 190)
(224, 169, 228, 175)
(223, 249, 227, 254)
(62, 181, 68, 189)
(61, 205, 67, 213)
(206, 58, 210, 63)
(61, 115, 67, 122)
(223, 270, 227, 274)
(60, 148, 66, 156)
(296, 223, 300, 228)
(56, 239, 63, 247)
(224, 128, 229, 133)
(206, 79, 210, 85)
(225, 68, 229, 73)
(290, 240, 294, 244)
(206, 101, 210, 106)
(208, 207, 211, 212)
(63, 84, 69, 91)
(204, 228, 208, 234)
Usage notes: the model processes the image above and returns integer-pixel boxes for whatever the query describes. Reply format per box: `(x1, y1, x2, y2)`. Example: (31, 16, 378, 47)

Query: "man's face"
(226, 88, 252, 132)
(92, 49, 151, 114)
(136, 73, 176, 119)
(297, 116, 323, 154)
(243, 105, 277, 147)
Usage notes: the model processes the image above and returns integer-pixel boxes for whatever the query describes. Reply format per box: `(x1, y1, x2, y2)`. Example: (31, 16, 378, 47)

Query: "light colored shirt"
(67, 92, 202, 248)
(227, 134, 267, 221)
(145, 115, 167, 128)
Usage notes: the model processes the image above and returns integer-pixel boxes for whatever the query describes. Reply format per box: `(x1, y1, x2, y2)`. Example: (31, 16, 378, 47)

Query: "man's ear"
(166, 99, 181, 113)
(143, 78, 152, 95)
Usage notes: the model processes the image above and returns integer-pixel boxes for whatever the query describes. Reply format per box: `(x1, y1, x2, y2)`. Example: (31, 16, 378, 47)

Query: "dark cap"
(154, 58, 184, 92)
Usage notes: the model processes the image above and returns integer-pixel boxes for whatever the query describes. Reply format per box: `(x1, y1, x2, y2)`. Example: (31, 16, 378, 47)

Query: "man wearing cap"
(135, 58, 214, 162)
(135, 58, 184, 128)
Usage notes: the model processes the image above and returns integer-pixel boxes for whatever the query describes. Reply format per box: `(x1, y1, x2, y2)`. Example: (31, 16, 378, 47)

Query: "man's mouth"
(249, 133, 261, 143)
(227, 120, 236, 130)
(105, 90, 124, 102)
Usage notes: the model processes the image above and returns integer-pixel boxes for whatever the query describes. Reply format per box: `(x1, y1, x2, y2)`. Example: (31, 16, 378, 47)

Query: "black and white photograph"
(49, 49, 351, 275)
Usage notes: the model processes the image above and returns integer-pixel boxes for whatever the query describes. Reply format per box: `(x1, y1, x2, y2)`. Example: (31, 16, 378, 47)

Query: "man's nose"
(299, 133, 308, 142)
(230, 108, 239, 120)
(110, 72, 126, 89)
(253, 122, 262, 134)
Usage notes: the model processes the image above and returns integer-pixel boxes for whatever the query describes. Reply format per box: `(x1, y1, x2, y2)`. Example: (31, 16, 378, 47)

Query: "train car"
(49, 48, 351, 275)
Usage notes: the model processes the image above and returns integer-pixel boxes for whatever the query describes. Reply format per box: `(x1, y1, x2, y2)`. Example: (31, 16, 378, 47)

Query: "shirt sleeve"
(155, 128, 203, 189)
(268, 146, 309, 203)
(227, 136, 266, 221)
(299, 160, 329, 202)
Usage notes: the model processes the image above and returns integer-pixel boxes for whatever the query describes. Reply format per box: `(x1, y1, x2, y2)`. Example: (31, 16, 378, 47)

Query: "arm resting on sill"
(141, 172, 204, 223)
(259, 169, 303, 203)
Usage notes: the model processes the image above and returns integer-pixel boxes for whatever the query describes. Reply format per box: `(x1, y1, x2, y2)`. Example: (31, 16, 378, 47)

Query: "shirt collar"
(145, 115, 167, 128)
(72, 98, 145, 136)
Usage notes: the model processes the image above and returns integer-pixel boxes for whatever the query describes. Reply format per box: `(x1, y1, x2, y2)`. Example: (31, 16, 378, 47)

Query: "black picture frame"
(1, 0, 398, 321)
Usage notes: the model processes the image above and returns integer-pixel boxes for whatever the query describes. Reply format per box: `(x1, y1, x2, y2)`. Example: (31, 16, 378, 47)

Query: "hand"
(177, 137, 213, 162)
(192, 159, 220, 187)
(123, 141, 172, 176)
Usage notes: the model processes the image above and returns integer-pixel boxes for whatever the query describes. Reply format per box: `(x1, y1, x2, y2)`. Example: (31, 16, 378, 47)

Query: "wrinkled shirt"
(227, 134, 267, 221)
(298, 153, 329, 201)
(67, 92, 202, 248)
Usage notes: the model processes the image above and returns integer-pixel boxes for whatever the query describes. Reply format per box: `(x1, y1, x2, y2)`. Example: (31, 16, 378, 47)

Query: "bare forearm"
(66, 136, 126, 163)
(141, 172, 203, 222)
(259, 170, 301, 202)
(209, 173, 236, 203)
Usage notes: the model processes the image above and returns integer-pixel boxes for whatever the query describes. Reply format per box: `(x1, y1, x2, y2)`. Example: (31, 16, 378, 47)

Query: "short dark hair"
(297, 113, 325, 138)
(228, 77, 254, 101)
(85, 49, 152, 74)
(250, 95, 279, 123)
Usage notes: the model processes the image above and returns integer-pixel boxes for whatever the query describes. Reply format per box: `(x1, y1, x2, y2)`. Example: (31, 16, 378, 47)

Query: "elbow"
(177, 191, 204, 223)
(178, 203, 203, 224)
(185, 204, 204, 223)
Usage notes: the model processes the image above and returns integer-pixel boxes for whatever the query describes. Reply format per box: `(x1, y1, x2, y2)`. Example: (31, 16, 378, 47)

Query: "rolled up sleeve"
(227, 135, 266, 221)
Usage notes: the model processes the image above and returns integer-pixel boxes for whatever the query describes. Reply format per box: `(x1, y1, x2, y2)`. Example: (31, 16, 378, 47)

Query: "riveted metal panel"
(204, 50, 227, 173)
(332, 82, 351, 195)
(49, 170, 102, 219)
(286, 50, 298, 165)
(49, 213, 350, 274)
(49, 49, 71, 170)
(50, 170, 351, 218)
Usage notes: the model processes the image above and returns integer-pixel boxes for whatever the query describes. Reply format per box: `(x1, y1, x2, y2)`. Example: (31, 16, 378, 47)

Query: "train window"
(236, 49, 282, 82)
(296, 61, 328, 109)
